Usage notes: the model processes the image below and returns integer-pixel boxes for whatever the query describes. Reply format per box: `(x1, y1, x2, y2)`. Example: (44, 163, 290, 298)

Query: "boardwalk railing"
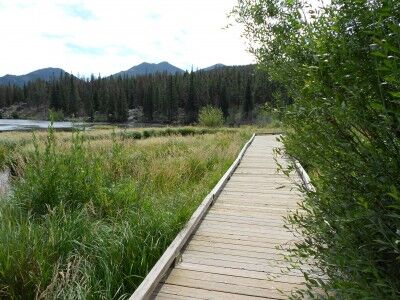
(293, 160, 316, 192)
(129, 134, 256, 300)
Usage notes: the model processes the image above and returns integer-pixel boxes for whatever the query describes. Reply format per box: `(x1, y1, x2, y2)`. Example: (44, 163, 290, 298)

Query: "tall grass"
(0, 128, 250, 299)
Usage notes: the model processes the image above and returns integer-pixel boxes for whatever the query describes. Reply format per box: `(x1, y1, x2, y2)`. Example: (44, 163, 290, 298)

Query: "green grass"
(0, 127, 251, 299)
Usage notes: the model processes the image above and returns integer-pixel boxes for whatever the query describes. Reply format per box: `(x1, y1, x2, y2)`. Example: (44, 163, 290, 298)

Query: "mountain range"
(0, 62, 227, 86)
(0, 68, 67, 87)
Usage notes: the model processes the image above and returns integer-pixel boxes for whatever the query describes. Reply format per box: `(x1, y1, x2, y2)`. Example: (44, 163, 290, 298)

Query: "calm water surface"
(0, 119, 85, 131)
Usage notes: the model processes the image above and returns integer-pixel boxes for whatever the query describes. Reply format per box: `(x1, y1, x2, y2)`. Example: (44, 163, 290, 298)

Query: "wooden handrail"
(293, 160, 316, 192)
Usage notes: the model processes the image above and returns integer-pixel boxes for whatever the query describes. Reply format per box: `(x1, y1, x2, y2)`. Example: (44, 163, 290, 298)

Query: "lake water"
(0, 119, 85, 131)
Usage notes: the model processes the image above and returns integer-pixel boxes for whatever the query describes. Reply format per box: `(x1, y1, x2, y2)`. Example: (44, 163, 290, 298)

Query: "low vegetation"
(0, 127, 251, 298)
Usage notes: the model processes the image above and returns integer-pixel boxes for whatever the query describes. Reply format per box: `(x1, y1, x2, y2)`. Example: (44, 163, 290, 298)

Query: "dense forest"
(0, 65, 289, 124)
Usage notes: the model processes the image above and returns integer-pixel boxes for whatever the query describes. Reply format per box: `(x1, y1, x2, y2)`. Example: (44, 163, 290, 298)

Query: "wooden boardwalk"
(132, 135, 308, 299)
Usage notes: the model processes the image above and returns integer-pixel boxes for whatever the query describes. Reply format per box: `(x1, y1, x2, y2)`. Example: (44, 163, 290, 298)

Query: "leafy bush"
(235, 0, 400, 298)
(142, 129, 156, 138)
(49, 110, 64, 121)
(121, 130, 142, 140)
(198, 106, 224, 127)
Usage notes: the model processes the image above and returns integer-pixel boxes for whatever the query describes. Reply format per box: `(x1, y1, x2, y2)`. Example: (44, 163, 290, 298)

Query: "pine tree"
(116, 87, 129, 122)
(166, 75, 178, 122)
(69, 75, 80, 115)
(219, 83, 228, 119)
(243, 77, 253, 121)
(185, 70, 197, 124)
(50, 82, 61, 110)
(143, 84, 153, 122)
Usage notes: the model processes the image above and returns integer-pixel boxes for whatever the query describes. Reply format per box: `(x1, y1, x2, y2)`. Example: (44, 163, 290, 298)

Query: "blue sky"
(0, 0, 254, 77)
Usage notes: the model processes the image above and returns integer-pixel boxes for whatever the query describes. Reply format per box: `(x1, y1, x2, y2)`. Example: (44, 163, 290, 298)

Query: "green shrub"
(176, 127, 196, 136)
(142, 129, 156, 138)
(198, 106, 224, 127)
(121, 131, 142, 140)
(49, 110, 64, 121)
(235, 0, 400, 298)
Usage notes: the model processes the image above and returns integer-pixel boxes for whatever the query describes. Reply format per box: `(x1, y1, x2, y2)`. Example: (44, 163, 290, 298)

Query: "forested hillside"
(0, 65, 289, 124)
(0, 68, 67, 87)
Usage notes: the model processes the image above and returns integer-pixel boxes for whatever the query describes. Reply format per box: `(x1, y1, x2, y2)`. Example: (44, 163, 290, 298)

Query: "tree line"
(0, 65, 290, 123)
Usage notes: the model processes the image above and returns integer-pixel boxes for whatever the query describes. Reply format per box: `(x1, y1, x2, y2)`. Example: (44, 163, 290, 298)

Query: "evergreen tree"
(219, 83, 228, 119)
(243, 77, 253, 121)
(69, 75, 80, 115)
(143, 85, 153, 122)
(166, 75, 177, 122)
(116, 87, 128, 122)
(185, 70, 197, 124)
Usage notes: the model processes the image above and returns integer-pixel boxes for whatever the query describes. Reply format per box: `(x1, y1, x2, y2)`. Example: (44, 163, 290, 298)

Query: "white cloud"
(0, 0, 254, 77)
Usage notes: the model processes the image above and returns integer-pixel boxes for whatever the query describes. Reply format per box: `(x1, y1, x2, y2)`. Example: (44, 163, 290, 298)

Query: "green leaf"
(389, 91, 400, 98)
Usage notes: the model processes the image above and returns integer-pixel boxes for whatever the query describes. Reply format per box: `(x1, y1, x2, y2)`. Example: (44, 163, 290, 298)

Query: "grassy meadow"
(0, 126, 256, 299)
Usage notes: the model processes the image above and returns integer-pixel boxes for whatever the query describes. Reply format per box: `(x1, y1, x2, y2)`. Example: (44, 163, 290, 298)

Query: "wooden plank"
(207, 210, 287, 221)
(204, 215, 287, 227)
(181, 255, 303, 276)
(182, 250, 291, 268)
(186, 240, 287, 256)
(216, 194, 300, 202)
(192, 235, 295, 250)
(221, 191, 298, 197)
(198, 220, 289, 234)
(153, 292, 199, 300)
(215, 200, 300, 213)
(212, 203, 296, 213)
(163, 272, 290, 299)
(223, 187, 298, 194)
(176, 262, 305, 284)
(215, 199, 299, 208)
(196, 226, 294, 239)
(209, 207, 290, 218)
(165, 268, 303, 293)
(203, 215, 288, 226)
(224, 182, 296, 189)
(225, 181, 296, 187)
(203, 216, 287, 228)
(218, 192, 302, 201)
(207, 210, 289, 222)
(230, 174, 301, 181)
(154, 284, 270, 300)
(197, 222, 293, 237)
(226, 177, 298, 183)
(212, 204, 296, 214)
(186, 239, 287, 254)
(193, 231, 299, 244)
(209, 206, 291, 216)
(222, 188, 301, 197)
(224, 183, 299, 189)
(129, 134, 256, 300)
